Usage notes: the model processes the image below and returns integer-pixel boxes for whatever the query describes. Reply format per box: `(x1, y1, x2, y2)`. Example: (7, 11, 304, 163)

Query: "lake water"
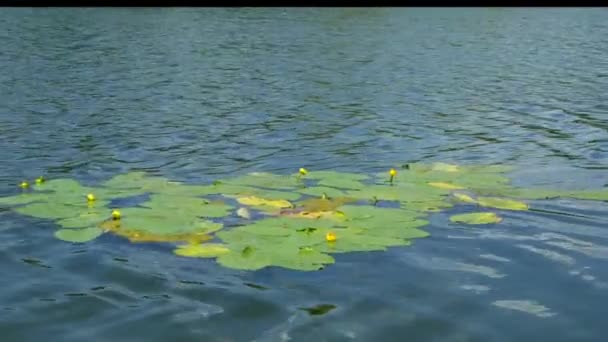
(1, 8, 608, 342)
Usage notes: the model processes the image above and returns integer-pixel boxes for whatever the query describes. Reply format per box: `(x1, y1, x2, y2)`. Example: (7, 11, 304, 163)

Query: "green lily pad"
(337, 205, 423, 223)
(379, 163, 513, 195)
(450, 212, 502, 225)
(228, 217, 338, 237)
(198, 182, 301, 201)
(142, 194, 233, 218)
(57, 210, 108, 228)
(0, 192, 49, 206)
(15, 202, 92, 220)
(304, 171, 368, 190)
(346, 183, 449, 205)
(216, 244, 335, 271)
(4, 163, 608, 272)
(114, 207, 223, 236)
(219, 172, 302, 190)
(298, 186, 347, 199)
(54, 227, 103, 243)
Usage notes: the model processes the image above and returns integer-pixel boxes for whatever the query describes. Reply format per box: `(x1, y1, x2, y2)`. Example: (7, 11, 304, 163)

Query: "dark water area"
(1, 8, 608, 341)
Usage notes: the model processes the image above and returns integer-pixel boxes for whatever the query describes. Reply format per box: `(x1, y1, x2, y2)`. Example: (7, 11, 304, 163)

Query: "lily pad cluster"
(2, 163, 608, 271)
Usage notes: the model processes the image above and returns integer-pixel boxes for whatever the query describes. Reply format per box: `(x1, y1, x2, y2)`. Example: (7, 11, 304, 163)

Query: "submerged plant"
(1, 162, 607, 271)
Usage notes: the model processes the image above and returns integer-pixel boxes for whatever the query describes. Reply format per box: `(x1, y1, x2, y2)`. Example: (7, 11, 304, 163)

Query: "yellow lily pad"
(453, 193, 477, 204)
(428, 182, 466, 190)
(450, 212, 502, 225)
(237, 196, 293, 209)
(477, 197, 528, 211)
(174, 243, 231, 258)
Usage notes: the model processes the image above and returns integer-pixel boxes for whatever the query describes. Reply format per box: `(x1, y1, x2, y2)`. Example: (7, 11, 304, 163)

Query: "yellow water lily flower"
(299, 168, 308, 176)
(326, 231, 337, 242)
(389, 168, 397, 183)
(86, 193, 96, 202)
(35, 176, 45, 184)
(111, 209, 121, 220)
(19, 181, 29, 189)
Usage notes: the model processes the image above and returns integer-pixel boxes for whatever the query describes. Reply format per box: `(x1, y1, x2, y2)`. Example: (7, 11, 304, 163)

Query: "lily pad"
(477, 197, 528, 211)
(219, 172, 302, 190)
(297, 197, 355, 212)
(174, 243, 231, 258)
(54, 227, 103, 243)
(428, 182, 466, 190)
(298, 186, 347, 198)
(110, 207, 223, 236)
(0, 192, 49, 206)
(450, 212, 502, 225)
(236, 196, 293, 209)
(453, 192, 477, 204)
(5, 163, 608, 272)
(304, 171, 368, 190)
(142, 194, 233, 218)
(216, 244, 335, 271)
(200, 183, 301, 201)
(347, 183, 449, 205)
(57, 210, 108, 228)
(15, 202, 93, 220)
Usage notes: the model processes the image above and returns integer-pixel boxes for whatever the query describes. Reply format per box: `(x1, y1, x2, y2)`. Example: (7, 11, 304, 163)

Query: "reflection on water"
(1, 7, 608, 342)
(492, 300, 556, 318)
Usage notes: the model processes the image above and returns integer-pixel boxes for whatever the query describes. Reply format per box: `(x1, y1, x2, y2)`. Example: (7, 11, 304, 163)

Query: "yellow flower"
(35, 176, 45, 184)
(111, 209, 121, 220)
(87, 193, 96, 202)
(389, 168, 397, 177)
(299, 168, 308, 176)
(326, 231, 337, 242)
(19, 181, 29, 189)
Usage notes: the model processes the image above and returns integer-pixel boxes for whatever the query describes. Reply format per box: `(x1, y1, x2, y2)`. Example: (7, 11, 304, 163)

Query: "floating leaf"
(215, 243, 335, 271)
(450, 212, 502, 225)
(477, 197, 528, 211)
(57, 210, 107, 228)
(219, 172, 301, 190)
(299, 304, 337, 316)
(107, 207, 223, 236)
(430, 162, 461, 173)
(347, 183, 449, 205)
(15, 202, 89, 220)
(298, 197, 355, 212)
(298, 186, 347, 198)
(174, 243, 231, 258)
(0, 193, 48, 206)
(142, 194, 233, 218)
(4, 164, 608, 272)
(54, 227, 103, 243)
(236, 196, 292, 209)
(453, 192, 477, 204)
(304, 171, 368, 190)
(428, 182, 465, 190)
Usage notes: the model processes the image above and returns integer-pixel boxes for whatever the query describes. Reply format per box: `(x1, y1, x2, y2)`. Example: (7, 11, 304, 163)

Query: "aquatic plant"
(1, 163, 607, 271)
